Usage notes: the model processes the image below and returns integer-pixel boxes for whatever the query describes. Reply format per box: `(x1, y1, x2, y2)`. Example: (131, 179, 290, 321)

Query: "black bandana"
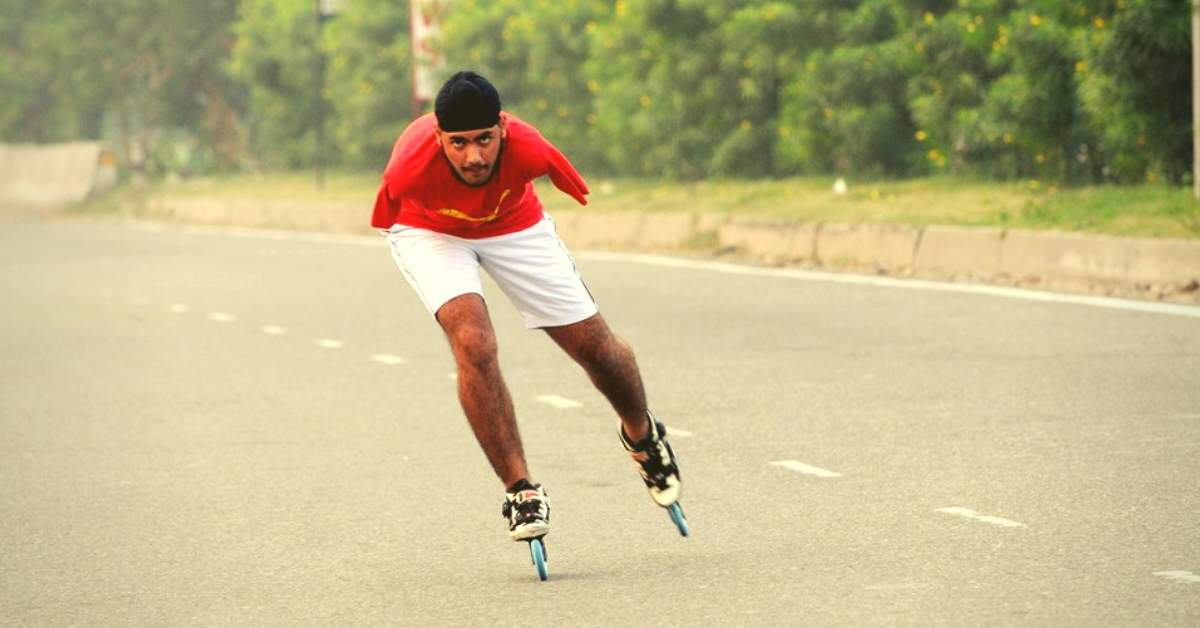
(435, 71, 502, 132)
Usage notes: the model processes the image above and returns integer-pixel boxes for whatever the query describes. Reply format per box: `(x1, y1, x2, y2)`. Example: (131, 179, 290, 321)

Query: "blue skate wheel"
(528, 538, 548, 581)
(668, 502, 690, 537)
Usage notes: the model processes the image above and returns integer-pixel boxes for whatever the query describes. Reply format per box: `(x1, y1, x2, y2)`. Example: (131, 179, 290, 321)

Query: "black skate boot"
(619, 411, 682, 507)
(501, 479, 550, 542)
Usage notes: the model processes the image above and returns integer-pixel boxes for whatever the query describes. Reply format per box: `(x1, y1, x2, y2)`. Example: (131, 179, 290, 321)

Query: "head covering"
(435, 71, 502, 132)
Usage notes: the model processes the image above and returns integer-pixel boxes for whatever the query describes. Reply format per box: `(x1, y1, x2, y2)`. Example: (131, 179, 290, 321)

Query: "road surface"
(2, 217, 1198, 627)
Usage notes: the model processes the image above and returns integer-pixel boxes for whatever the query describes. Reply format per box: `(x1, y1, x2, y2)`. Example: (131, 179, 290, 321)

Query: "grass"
(77, 171, 1200, 240)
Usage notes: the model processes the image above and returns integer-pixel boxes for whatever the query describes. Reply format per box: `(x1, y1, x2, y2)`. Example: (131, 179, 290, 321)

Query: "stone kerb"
(914, 225, 1004, 277)
(1001, 230, 1200, 286)
(637, 212, 695, 250)
(717, 217, 816, 263)
(815, 223, 920, 270)
(558, 211, 644, 250)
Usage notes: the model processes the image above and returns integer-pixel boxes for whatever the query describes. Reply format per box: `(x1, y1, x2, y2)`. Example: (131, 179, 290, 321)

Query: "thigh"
(477, 216, 599, 329)
(386, 226, 484, 319)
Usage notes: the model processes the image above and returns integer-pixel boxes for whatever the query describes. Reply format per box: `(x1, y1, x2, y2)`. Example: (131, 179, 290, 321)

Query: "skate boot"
(502, 479, 550, 541)
(619, 411, 682, 507)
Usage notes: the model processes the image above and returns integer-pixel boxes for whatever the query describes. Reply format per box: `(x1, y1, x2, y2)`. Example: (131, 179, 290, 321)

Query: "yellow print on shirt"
(437, 189, 511, 222)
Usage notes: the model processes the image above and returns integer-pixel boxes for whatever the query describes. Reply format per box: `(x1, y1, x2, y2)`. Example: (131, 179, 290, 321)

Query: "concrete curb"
(135, 195, 1200, 302)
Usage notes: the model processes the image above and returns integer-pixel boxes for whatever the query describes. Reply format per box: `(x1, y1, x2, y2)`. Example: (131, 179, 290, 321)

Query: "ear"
(432, 124, 443, 147)
(498, 114, 508, 138)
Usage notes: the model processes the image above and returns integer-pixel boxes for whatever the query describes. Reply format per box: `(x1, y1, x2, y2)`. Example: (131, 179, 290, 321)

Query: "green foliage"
(441, 0, 603, 171)
(228, 0, 323, 170)
(323, 2, 414, 170)
(1, 0, 1194, 187)
(0, 0, 241, 174)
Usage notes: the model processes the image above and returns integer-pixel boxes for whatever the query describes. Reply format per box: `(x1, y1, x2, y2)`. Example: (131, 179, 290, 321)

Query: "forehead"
(440, 126, 498, 141)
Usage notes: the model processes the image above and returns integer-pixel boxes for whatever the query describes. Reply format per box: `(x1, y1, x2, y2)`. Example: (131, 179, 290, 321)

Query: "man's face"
(436, 118, 506, 186)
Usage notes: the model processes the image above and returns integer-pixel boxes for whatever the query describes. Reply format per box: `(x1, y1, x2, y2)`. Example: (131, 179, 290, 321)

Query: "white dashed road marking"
(260, 325, 287, 335)
(317, 339, 344, 349)
(770, 460, 842, 478)
(209, 312, 236, 323)
(370, 354, 407, 365)
(535, 395, 583, 409)
(665, 427, 693, 438)
(168, 304, 188, 313)
(937, 507, 1026, 528)
(1154, 571, 1200, 584)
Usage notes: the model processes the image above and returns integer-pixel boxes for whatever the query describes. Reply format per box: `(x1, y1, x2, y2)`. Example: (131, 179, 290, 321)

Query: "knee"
(449, 325, 500, 369)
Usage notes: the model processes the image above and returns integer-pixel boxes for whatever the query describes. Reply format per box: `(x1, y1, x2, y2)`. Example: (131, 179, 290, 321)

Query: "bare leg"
(436, 294, 529, 488)
(544, 313, 652, 442)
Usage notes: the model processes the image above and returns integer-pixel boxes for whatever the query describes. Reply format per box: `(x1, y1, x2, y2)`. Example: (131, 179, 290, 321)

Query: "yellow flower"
(1030, 14, 1042, 27)
(915, 130, 928, 141)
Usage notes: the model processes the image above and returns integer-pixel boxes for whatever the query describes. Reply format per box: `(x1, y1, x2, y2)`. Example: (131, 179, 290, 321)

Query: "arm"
(543, 144, 590, 206)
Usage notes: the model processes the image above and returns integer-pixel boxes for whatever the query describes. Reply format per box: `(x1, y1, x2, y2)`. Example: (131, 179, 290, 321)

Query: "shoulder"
(504, 114, 553, 148)
(501, 114, 560, 168)
(383, 114, 442, 191)
(396, 114, 438, 150)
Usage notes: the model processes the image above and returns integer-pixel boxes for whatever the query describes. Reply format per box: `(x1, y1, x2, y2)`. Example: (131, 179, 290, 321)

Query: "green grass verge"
(76, 171, 1200, 239)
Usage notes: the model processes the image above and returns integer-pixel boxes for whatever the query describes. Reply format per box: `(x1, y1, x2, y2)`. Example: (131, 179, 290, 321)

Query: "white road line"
(1154, 571, 1200, 584)
(209, 312, 236, 323)
(133, 223, 1200, 319)
(666, 427, 693, 438)
(535, 395, 583, 409)
(168, 304, 188, 313)
(937, 507, 1026, 528)
(770, 460, 842, 478)
(370, 354, 407, 365)
(578, 252, 1200, 319)
(316, 339, 344, 349)
(260, 325, 287, 335)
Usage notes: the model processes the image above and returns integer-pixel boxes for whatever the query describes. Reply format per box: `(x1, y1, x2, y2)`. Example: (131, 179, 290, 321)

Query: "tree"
(228, 0, 323, 170)
(323, 1, 414, 170)
(1077, 0, 1194, 184)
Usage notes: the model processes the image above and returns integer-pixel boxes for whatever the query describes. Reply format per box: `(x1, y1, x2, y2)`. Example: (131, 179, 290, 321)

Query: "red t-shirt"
(370, 113, 589, 238)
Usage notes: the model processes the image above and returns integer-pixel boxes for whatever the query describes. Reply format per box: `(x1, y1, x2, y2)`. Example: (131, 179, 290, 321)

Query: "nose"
(464, 143, 486, 165)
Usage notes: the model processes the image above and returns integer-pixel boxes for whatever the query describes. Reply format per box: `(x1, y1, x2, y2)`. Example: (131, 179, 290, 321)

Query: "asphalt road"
(2, 216, 1198, 627)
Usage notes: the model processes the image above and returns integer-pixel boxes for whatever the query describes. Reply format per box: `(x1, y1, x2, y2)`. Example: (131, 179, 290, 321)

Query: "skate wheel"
(528, 538, 548, 581)
(668, 502, 690, 537)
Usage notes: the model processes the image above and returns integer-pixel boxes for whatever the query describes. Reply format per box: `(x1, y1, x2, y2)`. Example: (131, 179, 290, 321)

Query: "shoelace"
(633, 442, 677, 490)
(503, 496, 546, 526)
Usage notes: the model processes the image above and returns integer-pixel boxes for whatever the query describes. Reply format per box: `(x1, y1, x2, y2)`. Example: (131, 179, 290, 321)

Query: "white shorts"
(385, 214, 599, 329)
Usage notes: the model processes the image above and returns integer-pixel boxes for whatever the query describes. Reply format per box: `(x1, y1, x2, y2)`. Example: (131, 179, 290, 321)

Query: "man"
(372, 71, 682, 542)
